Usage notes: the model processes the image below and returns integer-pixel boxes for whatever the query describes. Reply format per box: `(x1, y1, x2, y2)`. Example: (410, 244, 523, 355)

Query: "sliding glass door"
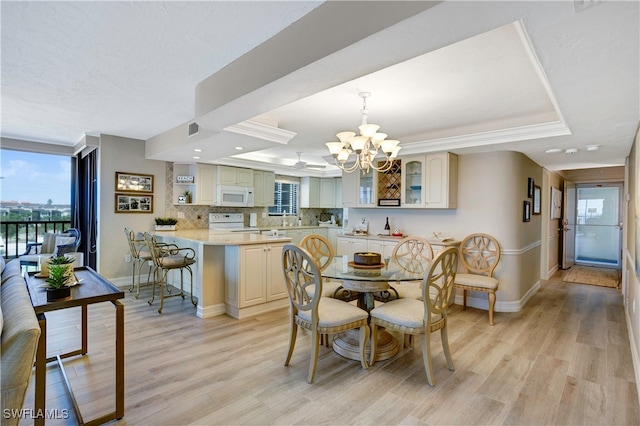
(575, 184, 622, 267)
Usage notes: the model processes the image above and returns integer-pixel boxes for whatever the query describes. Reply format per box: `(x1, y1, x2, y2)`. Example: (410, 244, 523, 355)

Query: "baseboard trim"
(198, 303, 227, 318)
(453, 280, 541, 313)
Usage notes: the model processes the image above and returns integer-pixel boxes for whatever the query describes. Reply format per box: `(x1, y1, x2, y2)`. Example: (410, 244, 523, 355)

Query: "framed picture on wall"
(533, 185, 541, 215)
(551, 186, 562, 219)
(527, 177, 535, 198)
(115, 171, 154, 193)
(115, 193, 153, 213)
(523, 200, 531, 222)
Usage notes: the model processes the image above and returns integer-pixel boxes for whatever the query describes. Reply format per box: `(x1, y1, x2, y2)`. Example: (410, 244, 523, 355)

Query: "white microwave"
(216, 185, 254, 207)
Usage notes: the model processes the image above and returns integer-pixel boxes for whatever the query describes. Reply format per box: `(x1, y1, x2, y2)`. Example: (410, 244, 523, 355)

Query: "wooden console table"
(25, 267, 125, 426)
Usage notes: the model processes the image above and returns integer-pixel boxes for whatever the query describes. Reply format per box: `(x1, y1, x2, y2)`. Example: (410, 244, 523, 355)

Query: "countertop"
(154, 229, 292, 246)
(338, 233, 460, 246)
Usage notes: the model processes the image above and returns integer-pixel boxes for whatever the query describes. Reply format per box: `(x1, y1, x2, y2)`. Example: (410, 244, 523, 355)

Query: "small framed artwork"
(115, 172, 154, 193)
(523, 200, 531, 222)
(533, 185, 541, 215)
(527, 177, 535, 198)
(115, 193, 153, 213)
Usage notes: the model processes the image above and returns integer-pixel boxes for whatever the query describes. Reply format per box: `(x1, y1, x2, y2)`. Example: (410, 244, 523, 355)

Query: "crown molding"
(223, 120, 297, 145)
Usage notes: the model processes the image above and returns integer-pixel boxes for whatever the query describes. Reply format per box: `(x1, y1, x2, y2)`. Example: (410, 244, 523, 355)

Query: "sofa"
(1, 258, 41, 426)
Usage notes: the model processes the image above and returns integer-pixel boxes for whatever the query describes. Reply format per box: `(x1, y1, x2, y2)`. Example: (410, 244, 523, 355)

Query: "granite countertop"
(154, 229, 292, 246)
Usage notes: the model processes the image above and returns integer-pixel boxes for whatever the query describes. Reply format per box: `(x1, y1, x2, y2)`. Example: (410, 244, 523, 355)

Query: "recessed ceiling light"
(235, 146, 243, 150)
(545, 148, 562, 154)
(565, 148, 578, 154)
(194, 148, 202, 152)
(586, 145, 600, 151)
(193, 156, 200, 159)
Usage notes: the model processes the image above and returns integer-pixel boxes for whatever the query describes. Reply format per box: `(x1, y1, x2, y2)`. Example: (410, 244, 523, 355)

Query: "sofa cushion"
(0, 256, 5, 275)
(1, 259, 22, 286)
(1, 259, 41, 421)
(54, 235, 78, 256)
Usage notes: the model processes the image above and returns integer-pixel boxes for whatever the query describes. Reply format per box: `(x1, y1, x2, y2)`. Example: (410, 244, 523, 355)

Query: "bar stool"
(143, 232, 197, 313)
(124, 228, 153, 299)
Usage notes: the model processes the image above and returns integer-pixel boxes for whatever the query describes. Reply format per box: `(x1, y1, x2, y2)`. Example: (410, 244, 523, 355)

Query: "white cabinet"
(300, 177, 320, 208)
(336, 236, 367, 259)
(217, 166, 254, 187)
(341, 168, 376, 208)
(401, 153, 457, 209)
(319, 178, 336, 208)
(225, 242, 288, 318)
(326, 227, 342, 251)
(334, 178, 342, 208)
(195, 163, 217, 205)
(173, 163, 216, 205)
(253, 170, 275, 207)
(425, 152, 457, 209)
(366, 238, 399, 259)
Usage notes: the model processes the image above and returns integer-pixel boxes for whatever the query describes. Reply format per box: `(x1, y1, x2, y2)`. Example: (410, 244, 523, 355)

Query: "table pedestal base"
(332, 328, 398, 362)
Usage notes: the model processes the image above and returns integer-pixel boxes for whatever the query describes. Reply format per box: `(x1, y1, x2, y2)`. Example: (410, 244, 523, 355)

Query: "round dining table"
(320, 255, 429, 362)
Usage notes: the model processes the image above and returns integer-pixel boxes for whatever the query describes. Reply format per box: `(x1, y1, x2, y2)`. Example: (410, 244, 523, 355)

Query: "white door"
(561, 181, 576, 269)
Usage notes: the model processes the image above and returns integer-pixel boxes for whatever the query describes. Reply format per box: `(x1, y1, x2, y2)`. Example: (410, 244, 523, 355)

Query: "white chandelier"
(326, 92, 401, 173)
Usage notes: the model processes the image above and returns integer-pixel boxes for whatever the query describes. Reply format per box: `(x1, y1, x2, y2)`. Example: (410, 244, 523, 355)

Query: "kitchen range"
(209, 213, 260, 234)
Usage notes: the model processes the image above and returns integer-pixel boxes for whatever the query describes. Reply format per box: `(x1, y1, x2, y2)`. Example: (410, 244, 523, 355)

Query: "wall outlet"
(124, 254, 131, 263)
(262, 212, 267, 218)
(177, 212, 185, 219)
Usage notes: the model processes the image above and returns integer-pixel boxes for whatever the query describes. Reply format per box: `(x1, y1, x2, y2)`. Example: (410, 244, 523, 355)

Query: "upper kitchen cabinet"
(253, 170, 275, 207)
(173, 163, 217, 205)
(217, 165, 254, 187)
(300, 176, 320, 208)
(342, 167, 376, 208)
(401, 153, 457, 209)
(319, 178, 336, 208)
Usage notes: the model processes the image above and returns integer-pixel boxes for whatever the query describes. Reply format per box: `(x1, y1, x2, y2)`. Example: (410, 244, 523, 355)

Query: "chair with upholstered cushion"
(299, 233, 341, 298)
(454, 233, 501, 326)
(390, 236, 434, 300)
(19, 228, 83, 269)
(143, 232, 197, 314)
(124, 227, 154, 299)
(370, 246, 458, 386)
(282, 244, 369, 383)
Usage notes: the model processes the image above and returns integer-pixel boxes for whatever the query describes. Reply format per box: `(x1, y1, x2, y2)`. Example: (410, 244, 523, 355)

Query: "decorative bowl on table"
(353, 252, 382, 266)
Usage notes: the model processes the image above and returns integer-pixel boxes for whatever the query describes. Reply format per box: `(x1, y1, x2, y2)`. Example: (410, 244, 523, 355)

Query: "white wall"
(350, 150, 543, 310)
(98, 135, 166, 280)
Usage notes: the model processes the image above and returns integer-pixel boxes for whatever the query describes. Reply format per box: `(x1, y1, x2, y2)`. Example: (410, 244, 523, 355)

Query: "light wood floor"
(20, 271, 639, 425)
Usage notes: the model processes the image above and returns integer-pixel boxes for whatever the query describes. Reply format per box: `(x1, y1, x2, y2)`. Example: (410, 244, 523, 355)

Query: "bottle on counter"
(384, 217, 391, 236)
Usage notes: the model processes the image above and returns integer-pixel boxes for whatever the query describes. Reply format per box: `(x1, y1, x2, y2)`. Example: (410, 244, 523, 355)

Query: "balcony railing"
(0, 220, 72, 259)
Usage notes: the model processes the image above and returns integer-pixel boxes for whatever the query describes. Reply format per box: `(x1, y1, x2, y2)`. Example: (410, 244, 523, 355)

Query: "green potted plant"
(183, 190, 192, 204)
(45, 256, 75, 301)
(154, 217, 178, 231)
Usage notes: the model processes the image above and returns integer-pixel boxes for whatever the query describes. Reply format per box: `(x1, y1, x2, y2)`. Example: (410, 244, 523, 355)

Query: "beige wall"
(350, 150, 543, 310)
(98, 135, 167, 280)
(624, 130, 640, 395)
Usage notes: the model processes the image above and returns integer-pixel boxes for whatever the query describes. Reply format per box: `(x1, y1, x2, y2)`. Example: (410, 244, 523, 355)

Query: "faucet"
(282, 212, 287, 227)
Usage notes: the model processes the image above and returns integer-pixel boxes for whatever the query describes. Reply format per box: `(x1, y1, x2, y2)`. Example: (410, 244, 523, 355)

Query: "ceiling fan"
(293, 152, 326, 170)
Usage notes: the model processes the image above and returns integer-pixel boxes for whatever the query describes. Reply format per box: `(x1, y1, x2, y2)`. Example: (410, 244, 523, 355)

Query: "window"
(268, 181, 298, 216)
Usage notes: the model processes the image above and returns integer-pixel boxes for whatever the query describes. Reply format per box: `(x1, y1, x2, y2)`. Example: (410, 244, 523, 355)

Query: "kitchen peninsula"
(153, 230, 292, 319)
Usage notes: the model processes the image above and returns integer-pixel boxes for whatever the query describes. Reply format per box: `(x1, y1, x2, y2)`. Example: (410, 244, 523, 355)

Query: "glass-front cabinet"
(342, 168, 376, 208)
(401, 157, 425, 208)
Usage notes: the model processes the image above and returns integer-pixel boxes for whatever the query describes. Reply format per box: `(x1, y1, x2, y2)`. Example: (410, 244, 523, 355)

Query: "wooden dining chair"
(390, 236, 434, 300)
(299, 233, 341, 298)
(282, 244, 369, 383)
(370, 246, 458, 386)
(454, 233, 501, 325)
